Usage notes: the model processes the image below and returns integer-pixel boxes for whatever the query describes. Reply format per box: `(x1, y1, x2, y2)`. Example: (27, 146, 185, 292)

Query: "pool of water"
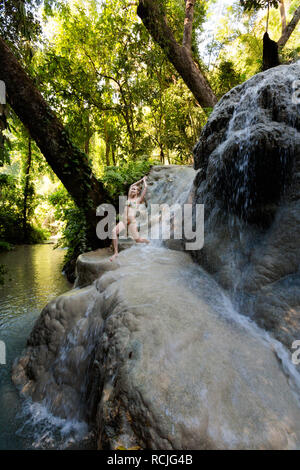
(0, 244, 71, 450)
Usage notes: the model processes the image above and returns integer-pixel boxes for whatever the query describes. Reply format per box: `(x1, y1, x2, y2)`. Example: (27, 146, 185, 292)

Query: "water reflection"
(0, 244, 71, 450)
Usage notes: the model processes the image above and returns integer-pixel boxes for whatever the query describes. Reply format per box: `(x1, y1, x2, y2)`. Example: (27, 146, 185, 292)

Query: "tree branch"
(278, 0, 286, 34)
(277, 5, 300, 49)
(137, 0, 217, 109)
(183, 0, 196, 50)
(81, 47, 136, 144)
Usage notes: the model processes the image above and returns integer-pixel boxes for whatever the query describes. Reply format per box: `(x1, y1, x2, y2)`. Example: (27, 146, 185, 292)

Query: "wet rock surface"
(192, 62, 300, 349)
(194, 62, 300, 225)
(12, 245, 300, 449)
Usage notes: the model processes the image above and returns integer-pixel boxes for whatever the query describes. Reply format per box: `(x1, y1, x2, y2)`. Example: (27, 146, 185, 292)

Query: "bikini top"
(126, 199, 139, 209)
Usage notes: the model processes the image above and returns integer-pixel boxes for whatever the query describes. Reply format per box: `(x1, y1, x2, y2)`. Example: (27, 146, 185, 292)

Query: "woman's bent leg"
(129, 222, 150, 244)
(110, 221, 125, 261)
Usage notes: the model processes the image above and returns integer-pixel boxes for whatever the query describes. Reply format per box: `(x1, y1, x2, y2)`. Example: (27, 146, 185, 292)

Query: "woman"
(110, 176, 149, 261)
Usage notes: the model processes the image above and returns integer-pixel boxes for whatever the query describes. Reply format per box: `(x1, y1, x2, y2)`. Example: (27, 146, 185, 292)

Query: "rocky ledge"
(13, 237, 300, 449)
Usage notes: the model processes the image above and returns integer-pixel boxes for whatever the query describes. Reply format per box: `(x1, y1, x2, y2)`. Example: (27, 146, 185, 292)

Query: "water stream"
(0, 244, 71, 449)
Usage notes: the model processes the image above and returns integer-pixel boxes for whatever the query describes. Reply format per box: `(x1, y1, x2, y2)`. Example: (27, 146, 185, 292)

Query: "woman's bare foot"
(136, 238, 150, 244)
(110, 253, 119, 262)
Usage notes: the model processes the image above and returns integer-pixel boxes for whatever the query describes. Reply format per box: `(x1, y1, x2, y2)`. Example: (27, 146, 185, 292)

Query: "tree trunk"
(0, 36, 111, 250)
(84, 113, 91, 155)
(277, 5, 300, 49)
(22, 136, 32, 242)
(104, 120, 111, 166)
(137, 0, 217, 109)
(183, 0, 196, 50)
(105, 141, 110, 166)
(84, 137, 90, 156)
(160, 144, 164, 164)
(111, 146, 116, 165)
(279, 0, 287, 34)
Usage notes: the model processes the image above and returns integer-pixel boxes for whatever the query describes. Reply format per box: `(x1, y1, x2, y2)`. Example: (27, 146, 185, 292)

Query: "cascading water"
(195, 62, 299, 225)
(193, 62, 300, 344)
(13, 63, 300, 449)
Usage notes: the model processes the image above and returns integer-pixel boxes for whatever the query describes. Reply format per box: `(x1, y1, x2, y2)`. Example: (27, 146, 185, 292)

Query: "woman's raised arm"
(130, 177, 144, 189)
(139, 176, 148, 203)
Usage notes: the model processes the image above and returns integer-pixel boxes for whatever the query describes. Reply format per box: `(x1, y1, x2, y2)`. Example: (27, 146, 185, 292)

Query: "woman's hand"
(131, 176, 147, 191)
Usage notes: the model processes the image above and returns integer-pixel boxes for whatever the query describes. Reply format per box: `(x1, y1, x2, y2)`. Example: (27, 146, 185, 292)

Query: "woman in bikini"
(110, 176, 150, 262)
